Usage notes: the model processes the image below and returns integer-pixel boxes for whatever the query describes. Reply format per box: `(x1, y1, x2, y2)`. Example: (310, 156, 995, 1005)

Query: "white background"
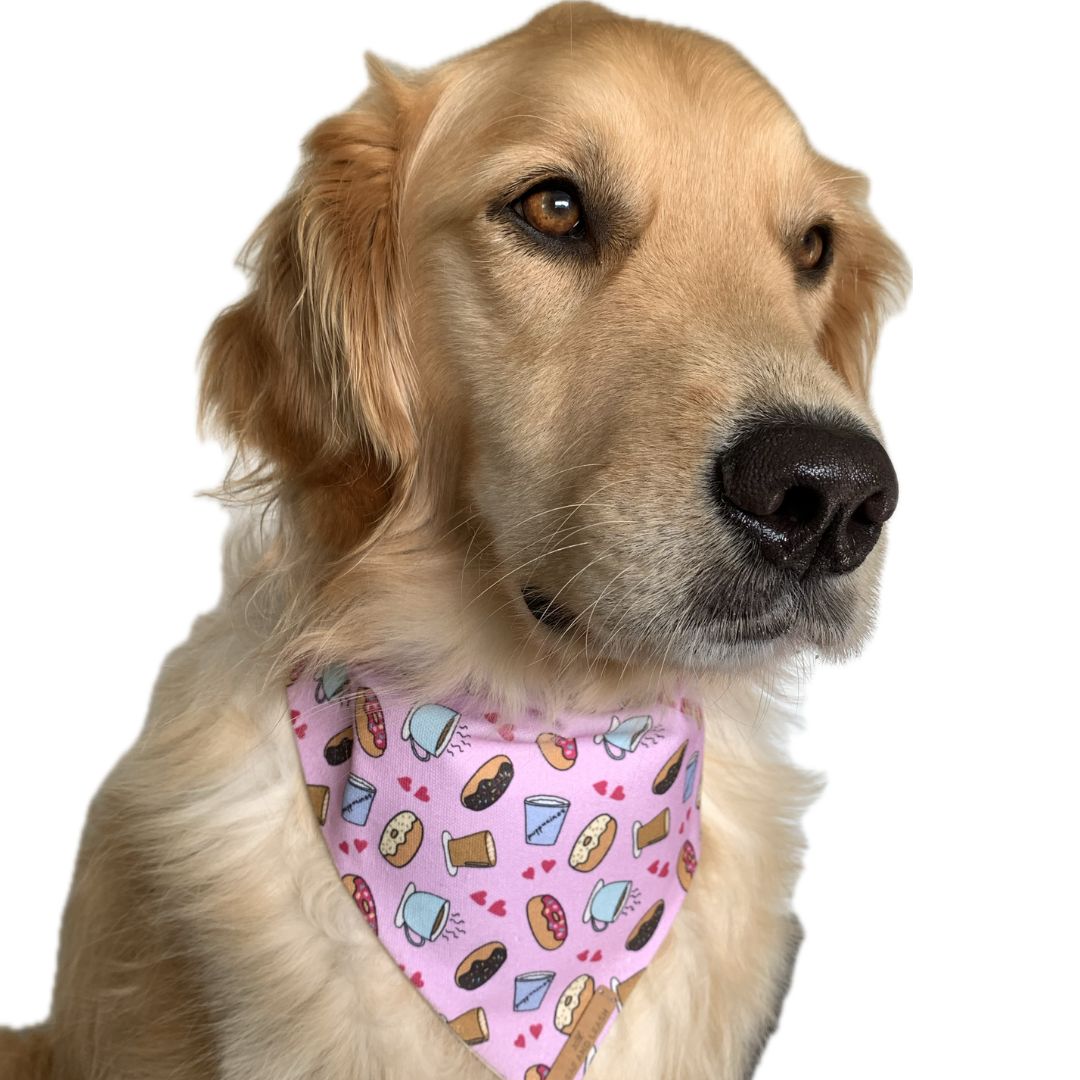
(2, 2, 1077, 1076)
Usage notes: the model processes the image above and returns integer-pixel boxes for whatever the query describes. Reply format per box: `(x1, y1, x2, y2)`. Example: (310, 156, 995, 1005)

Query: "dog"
(1, 4, 907, 1078)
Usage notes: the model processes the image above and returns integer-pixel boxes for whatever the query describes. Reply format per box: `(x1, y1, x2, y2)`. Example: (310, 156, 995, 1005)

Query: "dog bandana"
(287, 664, 704, 1080)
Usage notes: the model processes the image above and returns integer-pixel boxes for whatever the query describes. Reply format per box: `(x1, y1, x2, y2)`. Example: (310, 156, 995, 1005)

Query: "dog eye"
(514, 182, 585, 239)
(794, 225, 832, 277)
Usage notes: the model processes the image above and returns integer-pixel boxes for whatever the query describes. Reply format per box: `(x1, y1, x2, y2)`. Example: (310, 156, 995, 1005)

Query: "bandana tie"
(288, 664, 704, 1080)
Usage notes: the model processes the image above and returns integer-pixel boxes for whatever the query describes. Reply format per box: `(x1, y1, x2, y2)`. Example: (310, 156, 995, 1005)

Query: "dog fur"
(1, 4, 907, 1078)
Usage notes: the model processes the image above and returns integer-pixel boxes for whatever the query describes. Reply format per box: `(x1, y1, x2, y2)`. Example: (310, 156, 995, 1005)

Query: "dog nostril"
(773, 486, 823, 528)
(856, 490, 890, 526)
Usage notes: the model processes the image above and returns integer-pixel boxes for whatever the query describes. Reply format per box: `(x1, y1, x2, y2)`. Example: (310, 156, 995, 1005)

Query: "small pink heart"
(577, 949, 590, 961)
(339, 841, 349, 854)
(522, 867, 536, 880)
(530, 1023, 542, 1040)
(415, 786, 431, 803)
(398, 777, 412, 792)
(470, 890, 488, 906)
(488, 899, 507, 917)
(648, 859, 660, 875)
(610, 785, 626, 801)
(541, 859, 556, 873)
(484, 711, 498, 724)
(514, 1034, 526, 1049)
(294, 724, 307, 739)
(353, 839, 367, 853)
(410, 971, 424, 988)
(289, 709, 300, 721)
(659, 861, 670, 878)
(498, 723, 515, 742)
(590, 950, 602, 962)
(679, 822, 685, 834)
(593, 780, 608, 796)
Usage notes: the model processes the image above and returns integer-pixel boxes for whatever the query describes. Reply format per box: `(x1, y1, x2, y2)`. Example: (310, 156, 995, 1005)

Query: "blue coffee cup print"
(524, 796, 570, 846)
(594, 714, 652, 760)
(513, 970, 555, 1012)
(402, 703, 461, 761)
(682, 751, 699, 803)
(341, 774, 376, 826)
(582, 878, 631, 931)
(315, 662, 349, 703)
(394, 882, 451, 947)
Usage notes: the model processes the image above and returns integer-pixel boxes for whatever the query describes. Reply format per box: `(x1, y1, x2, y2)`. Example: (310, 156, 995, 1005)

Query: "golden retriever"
(1, 4, 907, 1078)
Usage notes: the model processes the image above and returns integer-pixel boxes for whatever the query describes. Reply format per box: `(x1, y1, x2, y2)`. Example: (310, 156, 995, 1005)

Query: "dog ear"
(818, 176, 910, 397)
(200, 56, 419, 552)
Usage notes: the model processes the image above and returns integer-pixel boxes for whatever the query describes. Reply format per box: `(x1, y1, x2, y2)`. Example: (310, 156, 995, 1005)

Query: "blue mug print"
(582, 878, 631, 931)
(394, 883, 451, 947)
(594, 714, 652, 760)
(682, 751, 699, 803)
(315, 663, 350, 704)
(401, 703, 461, 761)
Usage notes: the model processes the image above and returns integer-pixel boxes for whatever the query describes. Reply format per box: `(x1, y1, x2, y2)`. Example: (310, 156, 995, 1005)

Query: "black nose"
(714, 422, 899, 575)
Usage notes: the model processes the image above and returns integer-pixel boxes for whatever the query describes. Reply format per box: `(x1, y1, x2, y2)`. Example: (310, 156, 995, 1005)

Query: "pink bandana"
(287, 664, 703, 1080)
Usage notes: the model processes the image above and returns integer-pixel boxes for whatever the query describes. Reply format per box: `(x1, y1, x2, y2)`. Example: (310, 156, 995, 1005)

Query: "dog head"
(201, 3, 908, 676)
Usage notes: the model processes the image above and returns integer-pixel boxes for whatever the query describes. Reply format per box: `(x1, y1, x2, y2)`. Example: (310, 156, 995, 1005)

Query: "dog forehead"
(416, 22, 813, 214)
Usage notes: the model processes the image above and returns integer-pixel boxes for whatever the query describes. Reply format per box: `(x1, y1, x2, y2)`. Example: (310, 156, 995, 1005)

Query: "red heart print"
(471, 891, 488, 906)
(498, 723, 515, 742)
(514, 1034, 526, 1049)
(484, 711, 498, 724)
(659, 862, 670, 878)
(353, 839, 367, 854)
(541, 859, 556, 873)
(687, 808, 693, 820)
(577, 949, 590, 961)
(648, 859, 660, 875)
(488, 899, 507, 917)
(530, 1024, 542, 1040)
(415, 786, 431, 803)
(593, 781, 608, 796)
(398, 777, 412, 792)
(522, 867, 536, 880)
(339, 841, 349, 854)
(610, 785, 626, 801)
(294, 724, 307, 739)
(679, 823, 685, 835)
(410, 971, 424, 988)
(590, 950, 602, 962)
(289, 709, 300, 721)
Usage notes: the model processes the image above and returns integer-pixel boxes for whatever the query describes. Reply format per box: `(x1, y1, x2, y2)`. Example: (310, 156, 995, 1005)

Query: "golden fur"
(1, 5, 907, 1078)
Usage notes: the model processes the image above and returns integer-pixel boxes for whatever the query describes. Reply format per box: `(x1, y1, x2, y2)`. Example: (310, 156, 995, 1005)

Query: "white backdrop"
(2, 3, 1077, 1077)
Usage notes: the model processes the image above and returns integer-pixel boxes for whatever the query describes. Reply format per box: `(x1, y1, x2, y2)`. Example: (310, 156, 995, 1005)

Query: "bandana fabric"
(287, 664, 704, 1080)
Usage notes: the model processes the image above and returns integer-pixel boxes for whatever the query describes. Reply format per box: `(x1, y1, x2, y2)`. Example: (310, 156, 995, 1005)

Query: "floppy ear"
(818, 176, 910, 397)
(200, 56, 418, 551)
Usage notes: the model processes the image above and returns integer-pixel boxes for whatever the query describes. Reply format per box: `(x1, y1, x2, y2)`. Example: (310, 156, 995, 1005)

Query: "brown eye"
(794, 224, 832, 277)
(517, 183, 583, 238)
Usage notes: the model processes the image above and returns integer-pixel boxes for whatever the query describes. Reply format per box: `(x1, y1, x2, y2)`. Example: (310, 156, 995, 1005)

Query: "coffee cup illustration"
(447, 1006, 489, 1046)
(523, 795, 570, 846)
(442, 829, 498, 875)
(394, 882, 451, 947)
(582, 878, 631, 931)
(594, 714, 652, 759)
(631, 808, 670, 858)
(315, 663, 349, 703)
(341, 774, 376, 826)
(682, 750, 700, 803)
(513, 970, 556, 1012)
(401, 703, 461, 761)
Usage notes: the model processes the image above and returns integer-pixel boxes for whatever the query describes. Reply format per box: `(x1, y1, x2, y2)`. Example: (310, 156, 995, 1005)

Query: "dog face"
(201, 3, 907, 675)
